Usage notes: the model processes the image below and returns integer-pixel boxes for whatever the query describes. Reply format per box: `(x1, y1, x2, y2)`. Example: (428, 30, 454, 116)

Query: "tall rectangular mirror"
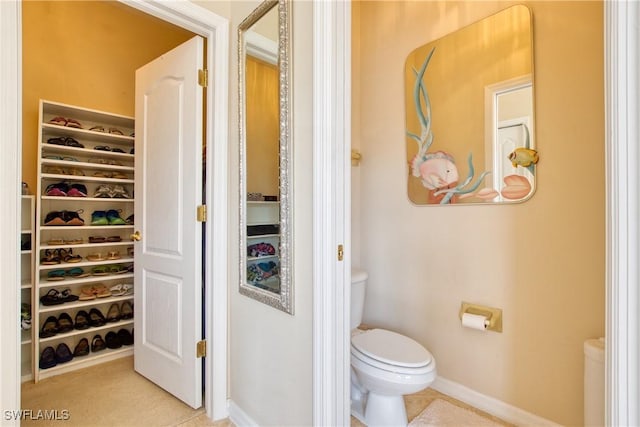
(238, 0, 293, 314)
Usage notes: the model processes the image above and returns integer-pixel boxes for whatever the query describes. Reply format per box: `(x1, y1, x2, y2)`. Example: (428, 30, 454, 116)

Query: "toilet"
(350, 269, 437, 426)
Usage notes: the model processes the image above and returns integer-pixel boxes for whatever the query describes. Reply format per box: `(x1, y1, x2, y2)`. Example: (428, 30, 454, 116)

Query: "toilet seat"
(351, 328, 433, 374)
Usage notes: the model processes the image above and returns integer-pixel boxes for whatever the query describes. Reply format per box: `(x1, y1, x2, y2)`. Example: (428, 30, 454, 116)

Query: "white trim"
(227, 399, 260, 427)
(605, 1, 640, 426)
(0, 1, 22, 423)
(1, 0, 229, 422)
(312, 1, 351, 426)
(245, 31, 278, 65)
(431, 377, 561, 427)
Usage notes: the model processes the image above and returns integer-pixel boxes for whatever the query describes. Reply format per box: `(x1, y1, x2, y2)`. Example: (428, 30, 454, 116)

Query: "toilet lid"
(351, 328, 432, 368)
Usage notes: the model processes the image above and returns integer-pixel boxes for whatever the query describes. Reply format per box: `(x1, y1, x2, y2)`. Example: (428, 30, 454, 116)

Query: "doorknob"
(131, 231, 142, 241)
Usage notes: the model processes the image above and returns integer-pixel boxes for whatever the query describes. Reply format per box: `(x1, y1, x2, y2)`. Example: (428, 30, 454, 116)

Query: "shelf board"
(41, 241, 133, 250)
(38, 257, 134, 271)
(41, 158, 134, 172)
(247, 254, 279, 262)
(42, 122, 134, 142)
(21, 329, 33, 345)
(39, 318, 134, 342)
(38, 273, 134, 289)
(247, 233, 280, 239)
(247, 222, 279, 226)
(21, 250, 32, 255)
(21, 281, 33, 289)
(39, 295, 134, 314)
(41, 143, 134, 161)
(41, 196, 135, 203)
(42, 173, 134, 184)
(40, 225, 134, 231)
(21, 229, 31, 234)
(247, 201, 280, 204)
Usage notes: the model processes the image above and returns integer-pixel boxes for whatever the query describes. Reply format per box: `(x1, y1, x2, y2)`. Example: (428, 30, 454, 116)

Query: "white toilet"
(350, 269, 437, 426)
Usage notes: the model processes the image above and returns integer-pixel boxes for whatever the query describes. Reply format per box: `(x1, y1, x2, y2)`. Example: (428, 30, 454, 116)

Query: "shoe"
(45, 182, 69, 197)
(39, 316, 58, 338)
(20, 303, 31, 330)
(91, 210, 109, 225)
(120, 301, 134, 320)
(57, 313, 74, 333)
(91, 334, 106, 352)
(55, 343, 73, 363)
(88, 308, 106, 327)
(44, 211, 66, 226)
(105, 331, 122, 349)
(111, 185, 131, 199)
(125, 214, 134, 225)
(60, 248, 82, 263)
(62, 210, 85, 226)
(79, 286, 97, 301)
(65, 118, 83, 129)
(73, 338, 90, 357)
(93, 185, 113, 199)
(117, 329, 134, 346)
(39, 346, 57, 369)
(58, 288, 79, 303)
(40, 288, 65, 306)
(46, 269, 66, 281)
(40, 249, 61, 265)
(74, 310, 90, 330)
(106, 209, 126, 225)
(67, 183, 88, 197)
(106, 303, 121, 322)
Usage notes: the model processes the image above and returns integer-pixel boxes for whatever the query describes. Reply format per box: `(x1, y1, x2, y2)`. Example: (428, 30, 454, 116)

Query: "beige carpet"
(21, 356, 230, 427)
(409, 399, 507, 427)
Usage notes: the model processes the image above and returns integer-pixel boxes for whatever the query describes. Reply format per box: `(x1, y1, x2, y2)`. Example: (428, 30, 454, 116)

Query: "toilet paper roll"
(461, 313, 489, 330)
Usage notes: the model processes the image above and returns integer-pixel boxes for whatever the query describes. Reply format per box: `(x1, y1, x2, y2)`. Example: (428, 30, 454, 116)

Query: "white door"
(133, 36, 204, 409)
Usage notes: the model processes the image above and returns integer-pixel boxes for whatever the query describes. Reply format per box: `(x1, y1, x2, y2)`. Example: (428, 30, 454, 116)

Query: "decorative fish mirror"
(238, 0, 293, 314)
(405, 5, 536, 205)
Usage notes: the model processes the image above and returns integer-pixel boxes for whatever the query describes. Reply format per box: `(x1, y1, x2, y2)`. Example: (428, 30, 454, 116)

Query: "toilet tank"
(351, 268, 368, 330)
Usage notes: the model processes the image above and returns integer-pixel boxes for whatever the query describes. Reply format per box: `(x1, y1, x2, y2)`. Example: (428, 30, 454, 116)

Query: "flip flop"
(89, 236, 106, 243)
(107, 251, 121, 260)
(79, 286, 96, 301)
(91, 266, 109, 276)
(46, 238, 65, 245)
(122, 284, 134, 296)
(64, 238, 83, 245)
(67, 267, 89, 278)
(109, 284, 126, 297)
(93, 284, 112, 298)
(46, 269, 66, 281)
(40, 289, 64, 306)
(87, 253, 106, 262)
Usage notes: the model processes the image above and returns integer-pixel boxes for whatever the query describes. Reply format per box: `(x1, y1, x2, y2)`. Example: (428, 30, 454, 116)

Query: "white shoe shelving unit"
(34, 100, 136, 381)
(21, 195, 35, 382)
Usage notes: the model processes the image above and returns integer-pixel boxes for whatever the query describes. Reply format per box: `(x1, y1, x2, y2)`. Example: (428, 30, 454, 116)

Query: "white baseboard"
(228, 399, 259, 427)
(431, 376, 562, 427)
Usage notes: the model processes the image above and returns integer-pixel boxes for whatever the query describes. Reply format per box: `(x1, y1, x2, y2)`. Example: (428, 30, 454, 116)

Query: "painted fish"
(508, 147, 539, 168)
(418, 151, 459, 190)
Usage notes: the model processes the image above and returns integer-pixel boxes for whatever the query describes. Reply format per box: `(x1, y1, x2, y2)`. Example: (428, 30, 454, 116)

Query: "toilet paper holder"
(459, 302, 503, 333)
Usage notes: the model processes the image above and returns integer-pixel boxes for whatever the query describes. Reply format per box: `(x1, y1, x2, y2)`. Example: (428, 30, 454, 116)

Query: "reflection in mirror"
(239, 0, 293, 314)
(405, 5, 536, 205)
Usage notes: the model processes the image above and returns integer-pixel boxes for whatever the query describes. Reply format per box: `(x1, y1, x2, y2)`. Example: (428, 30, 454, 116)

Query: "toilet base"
(364, 393, 408, 427)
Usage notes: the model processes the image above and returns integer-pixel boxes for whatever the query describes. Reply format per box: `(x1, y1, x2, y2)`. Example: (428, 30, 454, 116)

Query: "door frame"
(0, 0, 229, 423)
(310, 1, 639, 426)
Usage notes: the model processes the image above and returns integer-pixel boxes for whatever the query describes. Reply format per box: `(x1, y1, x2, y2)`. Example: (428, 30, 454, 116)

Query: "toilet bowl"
(350, 269, 437, 426)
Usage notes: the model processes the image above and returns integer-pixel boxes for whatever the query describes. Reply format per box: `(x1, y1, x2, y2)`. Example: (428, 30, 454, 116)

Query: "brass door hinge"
(198, 69, 208, 87)
(197, 205, 207, 222)
(196, 340, 207, 358)
(337, 244, 344, 261)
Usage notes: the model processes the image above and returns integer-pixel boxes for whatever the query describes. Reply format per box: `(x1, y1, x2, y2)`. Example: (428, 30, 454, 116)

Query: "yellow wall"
(22, 0, 194, 189)
(246, 56, 280, 197)
(353, 1, 604, 425)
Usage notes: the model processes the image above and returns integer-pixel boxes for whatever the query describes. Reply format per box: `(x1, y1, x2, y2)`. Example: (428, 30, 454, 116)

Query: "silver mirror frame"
(238, 0, 293, 314)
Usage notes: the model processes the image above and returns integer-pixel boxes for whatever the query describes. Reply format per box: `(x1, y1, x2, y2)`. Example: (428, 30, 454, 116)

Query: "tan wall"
(353, 1, 604, 425)
(22, 0, 194, 190)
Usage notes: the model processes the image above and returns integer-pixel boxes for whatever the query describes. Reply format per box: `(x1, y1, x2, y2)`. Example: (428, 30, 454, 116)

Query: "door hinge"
(197, 205, 207, 222)
(338, 244, 344, 261)
(197, 340, 207, 358)
(198, 69, 208, 87)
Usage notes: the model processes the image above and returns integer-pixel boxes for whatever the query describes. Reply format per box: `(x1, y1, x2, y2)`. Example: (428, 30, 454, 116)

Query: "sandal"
(58, 288, 79, 303)
(63, 238, 83, 245)
(66, 267, 89, 278)
(48, 116, 67, 126)
(89, 236, 106, 243)
(89, 125, 105, 133)
(46, 269, 66, 281)
(107, 251, 121, 260)
(109, 284, 126, 297)
(79, 286, 96, 301)
(93, 284, 112, 298)
(107, 236, 122, 242)
(61, 249, 82, 263)
(87, 253, 106, 262)
(40, 289, 64, 306)
(122, 284, 134, 296)
(91, 266, 109, 276)
(109, 127, 124, 135)
(108, 264, 127, 275)
(46, 238, 65, 245)
(41, 249, 61, 265)
(65, 118, 83, 129)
